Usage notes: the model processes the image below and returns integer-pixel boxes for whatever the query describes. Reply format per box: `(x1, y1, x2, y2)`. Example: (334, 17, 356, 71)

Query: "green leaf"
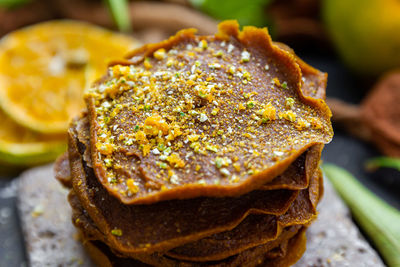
(105, 0, 131, 32)
(323, 163, 400, 267)
(366, 157, 400, 172)
(0, 0, 30, 8)
(190, 0, 272, 27)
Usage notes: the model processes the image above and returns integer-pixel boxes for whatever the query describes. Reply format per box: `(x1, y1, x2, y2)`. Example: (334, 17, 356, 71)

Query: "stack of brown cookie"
(55, 20, 333, 267)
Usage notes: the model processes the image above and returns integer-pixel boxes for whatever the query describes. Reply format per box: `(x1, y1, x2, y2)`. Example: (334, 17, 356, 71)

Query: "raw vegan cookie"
(85, 20, 333, 204)
(56, 20, 333, 266)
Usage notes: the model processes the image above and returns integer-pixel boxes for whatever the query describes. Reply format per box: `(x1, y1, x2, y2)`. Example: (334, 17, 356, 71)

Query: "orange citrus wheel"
(0, 109, 66, 166)
(0, 20, 138, 134)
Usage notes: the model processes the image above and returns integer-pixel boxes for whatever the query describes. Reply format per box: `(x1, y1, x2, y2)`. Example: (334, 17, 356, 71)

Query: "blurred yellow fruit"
(0, 109, 66, 166)
(0, 20, 138, 134)
(0, 20, 138, 167)
(323, 0, 400, 76)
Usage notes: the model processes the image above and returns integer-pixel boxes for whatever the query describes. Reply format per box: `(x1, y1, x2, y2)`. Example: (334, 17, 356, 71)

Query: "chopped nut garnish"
(96, 142, 114, 155)
(86, 25, 332, 200)
(233, 162, 241, 172)
(227, 43, 235, 53)
(215, 156, 231, 168)
(280, 110, 297, 122)
(241, 50, 250, 62)
(285, 97, 295, 109)
(144, 58, 153, 69)
(199, 113, 208, 122)
(167, 153, 185, 168)
(246, 101, 255, 109)
(111, 229, 123, 236)
(144, 114, 169, 136)
(199, 39, 208, 49)
(273, 77, 281, 86)
(154, 48, 166, 60)
(296, 118, 311, 130)
(211, 108, 219, 115)
(219, 168, 230, 176)
(31, 204, 44, 217)
(126, 179, 139, 194)
(206, 144, 219, 152)
(257, 103, 277, 122)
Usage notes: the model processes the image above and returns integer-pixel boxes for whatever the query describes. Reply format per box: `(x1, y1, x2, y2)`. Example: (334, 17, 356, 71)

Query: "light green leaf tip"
(366, 157, 400, 172)
(189, 0, 272, 28)
(105, 0, 131, 32)
(0, 0, 30, 8)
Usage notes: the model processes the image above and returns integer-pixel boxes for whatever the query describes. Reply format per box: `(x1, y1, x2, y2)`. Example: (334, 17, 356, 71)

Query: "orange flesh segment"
(0, 20, 138, 134)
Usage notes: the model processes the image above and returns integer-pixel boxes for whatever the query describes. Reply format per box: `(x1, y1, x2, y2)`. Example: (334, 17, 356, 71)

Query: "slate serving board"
(16, 164, 384, 267)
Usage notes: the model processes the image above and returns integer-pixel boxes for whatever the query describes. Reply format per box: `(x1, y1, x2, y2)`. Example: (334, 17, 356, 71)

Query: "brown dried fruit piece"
(361, 71, 400, 157)
(85, 20, 332, 204)
(328, 70, 400, 157)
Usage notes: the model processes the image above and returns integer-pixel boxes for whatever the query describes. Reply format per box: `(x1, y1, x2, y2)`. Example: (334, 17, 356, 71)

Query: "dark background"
(0, 50, 399, 267)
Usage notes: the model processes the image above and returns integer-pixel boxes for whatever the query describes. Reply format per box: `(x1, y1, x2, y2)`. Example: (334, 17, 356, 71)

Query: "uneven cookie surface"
(68, 122, 318, 254)
(85, 20, 333, 204)
(52, 20, 334, 267)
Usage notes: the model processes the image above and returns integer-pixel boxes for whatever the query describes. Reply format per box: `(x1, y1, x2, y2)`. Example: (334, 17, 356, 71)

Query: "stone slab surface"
(17, 164, 385, 267)
(294, 173, 384, 267)
(17, 164, 94, 267)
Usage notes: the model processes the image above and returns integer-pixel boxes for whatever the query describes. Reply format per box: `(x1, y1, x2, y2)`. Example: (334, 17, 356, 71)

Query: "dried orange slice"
(0, 109, 66, 166)
(0, 20, 138, 134)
